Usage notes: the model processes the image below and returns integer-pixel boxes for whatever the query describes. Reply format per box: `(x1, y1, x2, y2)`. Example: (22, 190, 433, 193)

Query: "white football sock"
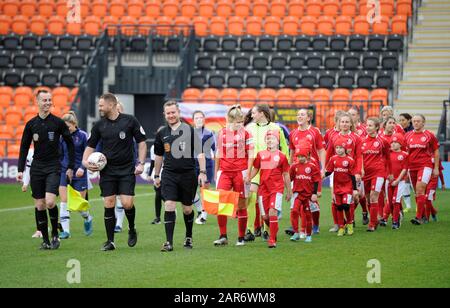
(115, 198, 125, 228)
(60, 202, 70, 233)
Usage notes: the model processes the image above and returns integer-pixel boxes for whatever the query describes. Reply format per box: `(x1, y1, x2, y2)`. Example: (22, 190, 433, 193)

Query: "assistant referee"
(83, 93, 147, 251)
(17, 90, 75, 250)
(154, 101, 207, 252)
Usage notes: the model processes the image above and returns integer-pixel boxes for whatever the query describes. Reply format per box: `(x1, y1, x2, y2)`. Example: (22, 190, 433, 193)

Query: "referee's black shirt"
(87, 113, 146, 176)
(18, 113, 75, 173)
(154, 122, 203, 173)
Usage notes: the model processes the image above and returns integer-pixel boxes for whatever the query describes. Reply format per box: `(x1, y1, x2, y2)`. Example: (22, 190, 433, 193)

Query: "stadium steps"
(394, 0, 450, 133)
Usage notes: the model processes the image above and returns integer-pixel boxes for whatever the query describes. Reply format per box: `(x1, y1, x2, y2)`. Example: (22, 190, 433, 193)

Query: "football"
(87, 152, 107, 171)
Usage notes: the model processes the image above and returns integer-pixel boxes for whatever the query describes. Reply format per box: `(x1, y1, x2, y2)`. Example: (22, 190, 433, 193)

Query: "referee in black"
(17, 90, 75, 250)
(154, 100, 207, 252)
(82, 93, 147, 251)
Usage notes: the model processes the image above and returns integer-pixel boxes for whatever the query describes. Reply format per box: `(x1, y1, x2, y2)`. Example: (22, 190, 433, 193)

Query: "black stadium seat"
(362, 52, 380, 70)
(197, 53, 213, 70)
(318, 70, 336, 88)
(129, 35, 147, 52)
(324, 52, 341, 70)
(312, 35, 329, 50)
(277, 35, 294, 51)
(3, 69, 21, 86)
(76, 35, 94, 51)
(234, 53, 251, 70)
(228, 70, 244, 88)
(222, 35, 238, 51)
(382, 52, 399, 70)
(215, 53, 231, 70)
(13, 51, 29, 68)
(61, 70, 78, 87)
(203, 36, 220, 52)
(23, 69, 40, 87)
(50, 51, 66, 69)
(253, 53, 269, 70)
(22, 34, 38, 51)
(42, 69, 59, 87)
(349, 35, 366, 51)
(368, 35, 385, 51)
(357, 70, 375, 89)
(343, 52, 360, 70)
(306, 52, 323, 69)
(240, 35, 257, 51)
(40, 34, 57, 50)
(190, 71, 207, 88)
(330, 35, 347, 51)
(289, 53, 305, 70)
(338, 71, 355, 88)
(68, 51, 85, 69)
(3, 34, 20, 50)
(0, 49, 11, 68)
(283, 71, 299, 88)
(270, 53, 287, 70)
(31, 51, 48, 68)
(387, 34, 404, 51)
(246, 71, 263, 88)
(295, 35, 310, 51)
(59, 35, 75, 50)
(377, 70, 394, 89)
(300, 70, 317, 88)
(265, 71, 282, 88)
(208, 71, 226, 88)
(258, 35, 275, 51)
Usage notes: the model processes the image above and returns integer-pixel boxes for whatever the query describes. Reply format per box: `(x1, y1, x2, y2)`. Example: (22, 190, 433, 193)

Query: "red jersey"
(254, 150, 290, 194)
(355, 123, 367, 138)
(217, 127, 253, 172)
(290, 160, 321, 198)
(289, 125, 325, 165)
(361, 134, 391, 179)
(390, 151, 409, 179)
(380, 124, 404, 136)
(325, 155, 355, 195)
(324, 128, 340, 149)
(326, 132, 363, 175)
(380, 131, 394, 145)
(405, 130, 439, 171)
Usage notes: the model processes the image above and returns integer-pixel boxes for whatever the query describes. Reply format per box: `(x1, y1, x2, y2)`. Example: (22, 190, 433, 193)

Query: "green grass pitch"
(0, 184, 449, 288)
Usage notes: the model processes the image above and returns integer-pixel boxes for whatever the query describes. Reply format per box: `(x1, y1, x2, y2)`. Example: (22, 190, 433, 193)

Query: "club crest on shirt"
(421, 137, 427, 142)
(398, 155, 404, 161)
(119, 131, 126, 140)
(273, 155, 280, 162)
(343, 160, 349, 167)
(373, 141, 380, 147)
(347, 139, 353, 145)
(33, 133, 39, 142)
(305, 167, 311, 174)
(306, 134, 313, 140)
(48, 132, 55, 141)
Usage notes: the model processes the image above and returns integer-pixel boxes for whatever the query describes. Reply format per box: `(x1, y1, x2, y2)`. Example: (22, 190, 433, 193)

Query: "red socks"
(254, 201, 261, 230)
(290, 206, 300, 233)
(369, 202, 378, 228)
(416, 195, 426, 220)
(237, 209, 248, 238)
(393, 203, 401, 224)
(360, 196, 368, 214)
(312, 210, 320, 227)
(218, 215, 228, 237)
(269, 215, 278, 243)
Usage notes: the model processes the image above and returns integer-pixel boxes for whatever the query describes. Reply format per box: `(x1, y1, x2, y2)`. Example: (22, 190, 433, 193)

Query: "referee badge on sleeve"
(119, 131, 126, 140)
(33, 133, 39, 142)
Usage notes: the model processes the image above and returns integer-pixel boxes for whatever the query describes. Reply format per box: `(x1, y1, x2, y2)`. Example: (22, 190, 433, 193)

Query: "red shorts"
(363, 177, 385, 194)
(258, 192, 283, 216)
(387, 180, 406, 204)
(217, 170, 249, 199)
(333, 193, 354, 206)
(409, 167, 433, 187)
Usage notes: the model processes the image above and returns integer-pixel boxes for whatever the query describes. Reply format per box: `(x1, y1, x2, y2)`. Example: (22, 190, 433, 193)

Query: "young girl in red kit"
(289, 146, 321, 243)
(214, 105, 254, 246)
(249, 130, 292, 248)
(325, 136, 358, 236)
(382, 134, 408, 229)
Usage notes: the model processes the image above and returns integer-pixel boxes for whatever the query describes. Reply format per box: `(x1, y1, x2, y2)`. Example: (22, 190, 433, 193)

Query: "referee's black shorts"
(30, 168, 60, 199)
(161, 169, 197, 205)
(100, 173, 136, 197)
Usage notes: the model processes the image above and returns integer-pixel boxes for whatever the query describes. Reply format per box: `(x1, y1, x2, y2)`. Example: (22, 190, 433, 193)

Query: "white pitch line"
(0, 193, 155, 213)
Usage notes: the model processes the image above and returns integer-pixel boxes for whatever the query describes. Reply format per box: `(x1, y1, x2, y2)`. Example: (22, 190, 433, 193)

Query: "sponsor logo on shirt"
(409, 144, 427, 149)
(296, 175, 312, 180)
(335, 168, 349, 173)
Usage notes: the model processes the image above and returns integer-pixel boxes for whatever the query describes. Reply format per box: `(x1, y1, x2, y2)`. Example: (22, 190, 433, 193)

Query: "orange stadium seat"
(156, 16, 173, 35)
(5, 106, 23, 126)
(174, 16, 192, 36)
(15, 125, 26, 139)
(264, 16, 282, 36)
(351, 88, 370, 109)
(12, 16, 29, 35)
(67, 21, 82, 36)
(253, 0, 269, 18)
(38, 0, 55, 17)
(317, 15, 335, 35)
(271, 0, 287, 18)
(397, 0, 412, 17)
(92, 0, 108, 17)
(84, 16, 102, 36)
(235, 0, 251, 18)
(323, 0, 340, 17)
(138, 16, 156, 35)
(183, 88, 201, 102)
(121, 16, 138, 36)
(391, 15, 408, 35)
(331, 88, 350, 103)
(294, 89, 312, 103)
(79, 0, 90, 18)
(0, 15, 11, 35)
(163, 0, 179, 18)
(194, 16, 209, 36)
(201, 88, 220, 103)
(371, 88, 388, 106)
(56, 0, 68, 17)
(300, 16, 317, 35)
(2, 0, 19, 17)
(7, 144, 21, 158)
(199, 0, 215, 18)
(341, 0, 357, 17)
(103, 16, 119, 35)
(354, 15, 370, 35)
(288, 0, 305, 18)
(238, 89, 257, 108)
(0, 87, 13, 108)
(24, 106, 39, 122)
(210, 16, 227, 36)
(336, 15, 352, 35)
(229, 17, 245, 36)
(181, 0, 198, 18)
(110, 0, 126, 18)
(48, 16, 66, 36)
(247, 16, 263, 36)
(359, 0, 371, 17)
(283, 16, 300, 36)
(0, 125, 14, 139)
(217, 0, 233, 18)
(52, 87, 70, 108)
(257, 89, 276, 106)
(306, 0, 323, 18)
(276, 89, 295, 106)
(20, 0, 37, 17)
(313, 88, 331, 102)
(220, 89, 239, 106)
(14, 87, 33, 108)
(381, 0, 395, 17)
(30, 15, 47, 36)
(128, 0, 145, 18)
(373, 16, 390, 35)
(145, 0, 161, 18)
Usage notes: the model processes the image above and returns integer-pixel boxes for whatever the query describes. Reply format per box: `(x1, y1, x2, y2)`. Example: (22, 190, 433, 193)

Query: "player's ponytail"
(62, 111, 78, 127)
(227, 105, 244, 123)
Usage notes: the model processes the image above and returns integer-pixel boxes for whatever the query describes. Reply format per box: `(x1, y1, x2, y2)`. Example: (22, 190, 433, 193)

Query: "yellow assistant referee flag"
(201, 188, 240, 217)
(68, 184, 90, 212)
